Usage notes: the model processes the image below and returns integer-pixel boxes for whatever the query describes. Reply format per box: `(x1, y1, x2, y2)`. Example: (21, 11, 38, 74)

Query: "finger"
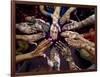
(58, 41, 67, 48)
(39, 38, 52, 47)
(62, 21, 79, 31)
(39, 41, 53, 53)
(31, 33, 46, 42)
(79, 36, 95, 47)
(38, 39, 48, 47)
(65, 38, 81, 48)
(57, 41, 66, 51)
(16, 35, 26, 40)
(32, 38, 52, 54)
(34, 40, 53, 54)
(61, 31, 74, 37)
(40, 5, 52, 16)
(56, 42, 64, 50)
(55, 43, 67, 56)
(61, 31, 79, 39)
(33, 41, 53, 56)
(16, 33, 45, 42)
(61, 31, 70, 38)
(55, 43, 62, 50)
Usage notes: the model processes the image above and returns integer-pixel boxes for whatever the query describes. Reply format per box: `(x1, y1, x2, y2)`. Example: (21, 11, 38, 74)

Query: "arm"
(40, 5, 52, 16)
(16, 38, 53, 63)
(59, 7, 76, 25)
(61, 31, 95, 58)
(55, 41, 81, 71)
(16, 52, 33, 63)
(62, 14, 95, 31)
(16, 33, 45, 42)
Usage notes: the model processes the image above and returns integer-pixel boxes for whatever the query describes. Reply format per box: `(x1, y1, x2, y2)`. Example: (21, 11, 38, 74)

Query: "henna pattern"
(62, 14, 95, 31)
(55, 41, 81, 71)
(61, 31, 95, 58)
(16, 5, 96, 71)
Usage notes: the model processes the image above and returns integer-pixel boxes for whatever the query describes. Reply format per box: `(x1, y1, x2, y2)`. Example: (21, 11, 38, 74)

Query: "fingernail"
(65, 38, 68, 41)
(50, 41, 53, 44)
(48, 38, 52, 41)
(49, 42, 53, 45)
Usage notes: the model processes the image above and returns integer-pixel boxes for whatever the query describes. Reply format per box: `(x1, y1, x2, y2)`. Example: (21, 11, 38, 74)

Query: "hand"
(16, 23, 38, 34)
(61, 31, 80, 39)
(16, 38, 52, 63)
(35, 19, 50, 32)
(59, 14, 70, 25)
(55, 41, 81, 71)
(16, 32, 45, 43)
(41, 54, 46, 58)
(61, 31, 95, 57)
(55, 41, 71, 56)
(59, 7, 76, 25)
(61, 31, 88, 48)
(31, 38, 53, 57)
(61, 31, 83, 48)
(61, 31, 95, 48)
(16, 19, 50, 34)
(62, 20, 79, 31)
(25, 16, 36, 22)
(50, 24, 60, 40)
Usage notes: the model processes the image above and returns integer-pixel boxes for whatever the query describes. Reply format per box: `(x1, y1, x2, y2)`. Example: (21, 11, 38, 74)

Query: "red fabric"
(83, 28, 96, 43)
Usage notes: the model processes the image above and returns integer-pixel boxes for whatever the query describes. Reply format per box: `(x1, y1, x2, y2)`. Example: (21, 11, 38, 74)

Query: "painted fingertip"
(48, 38, 53, 41)
(60, 32, 64, 36)
(50, 41, 53, 44)
(55, 44, 57, 46)
(44, 39, 46, 41)
(65, 38, 68, 41)
(58, 40, 61, 43)
(56, 41, 59, 44)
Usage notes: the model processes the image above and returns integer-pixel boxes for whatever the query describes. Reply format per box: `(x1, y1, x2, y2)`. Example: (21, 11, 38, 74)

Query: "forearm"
(66, 7, 76, 15)
(79, 49, 95, 63)
(16, 52, 33, 63)
(79, 36, 95, 47)
(79, 36, 95, 55)
(52, 7, 61, 24)
(31, 41, 53, 56)
(16, 35, 28, 41)
(66, 55, 81, 71)
(60, 7, 76, 25)
(53, 6, 61, 18)
(16, 33, 45, 42)
(78, 14, 95, 28)
(62, 7, 76, 19)
(40, 5, 52, 16)
(62, 14, 95, 31)
(81, 43, 95, 57)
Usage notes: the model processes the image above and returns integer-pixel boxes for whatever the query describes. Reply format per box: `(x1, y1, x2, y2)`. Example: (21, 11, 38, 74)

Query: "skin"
(43, 47, 60, 71)
(50, 24, 59, 40)
(40, 5, 61, 40)
(59, 7, 76, 25)
(50, 7, 61, 40)
(16, 32, 45, 43)
(16, 38, 53, 63)
(55, 41, 81, 71)
(16, 23, 35, 34)
(62, 14, 95, 31)
(25, 16, 36, 22)
(16, 18, 50, 34)
(62, 20, 79, 31)
(61, 31, 95, 59)
(39, 5, 51, 16)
